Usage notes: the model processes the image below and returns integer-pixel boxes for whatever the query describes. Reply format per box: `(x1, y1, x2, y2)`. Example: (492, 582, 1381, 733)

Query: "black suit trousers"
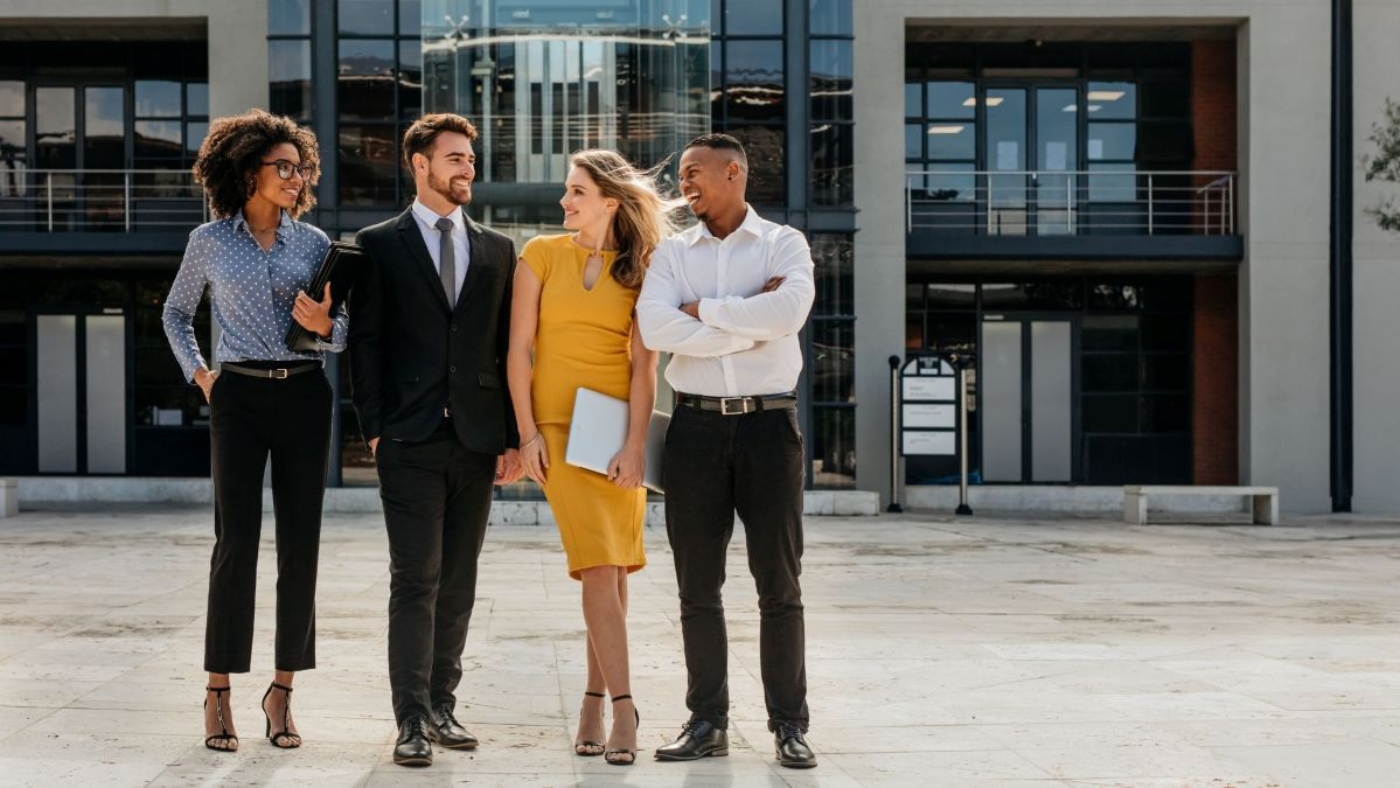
(377, 421, 497, 724)
(662, 404, 810, 732)
(205, 366, 332, 674)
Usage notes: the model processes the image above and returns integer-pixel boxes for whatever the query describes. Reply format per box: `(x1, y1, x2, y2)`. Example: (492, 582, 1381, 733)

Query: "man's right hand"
(195, 368, 218, 403)
(369, 437, 380, 457)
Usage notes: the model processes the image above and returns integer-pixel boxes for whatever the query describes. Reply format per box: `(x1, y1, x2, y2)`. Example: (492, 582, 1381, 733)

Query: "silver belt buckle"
(719, 396, 751, 416)
(271, 368, 289, 379)
(443, 406, 451, 419)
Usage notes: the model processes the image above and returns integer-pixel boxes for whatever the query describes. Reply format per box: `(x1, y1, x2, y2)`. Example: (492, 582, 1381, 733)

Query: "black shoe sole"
(655, 746, 729, 761)
(778, 757, 818, 769)
(393, 755, 432, 767)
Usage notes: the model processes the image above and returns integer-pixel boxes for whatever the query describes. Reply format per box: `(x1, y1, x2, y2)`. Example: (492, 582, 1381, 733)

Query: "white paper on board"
(903, 431, 955, 455)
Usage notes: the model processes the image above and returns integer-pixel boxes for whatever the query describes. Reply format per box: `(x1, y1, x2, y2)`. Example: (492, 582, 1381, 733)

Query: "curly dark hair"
(191, 109, 321, 219)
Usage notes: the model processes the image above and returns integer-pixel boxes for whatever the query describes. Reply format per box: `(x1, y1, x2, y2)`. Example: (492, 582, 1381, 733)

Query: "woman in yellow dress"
(506, 149, 681, 765)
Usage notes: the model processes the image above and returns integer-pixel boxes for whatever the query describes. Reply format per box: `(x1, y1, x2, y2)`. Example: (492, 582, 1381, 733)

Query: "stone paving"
(3, 505, 1400, 787)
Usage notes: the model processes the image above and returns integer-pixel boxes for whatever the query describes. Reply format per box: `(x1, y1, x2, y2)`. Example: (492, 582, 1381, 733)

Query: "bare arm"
(506, 260, 548, 483)
(608, 315, 659, 489)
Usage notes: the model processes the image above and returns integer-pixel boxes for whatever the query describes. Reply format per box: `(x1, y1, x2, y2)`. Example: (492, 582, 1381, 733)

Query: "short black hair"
(684, 133, 748, 165)
(192, 109, 320, 219)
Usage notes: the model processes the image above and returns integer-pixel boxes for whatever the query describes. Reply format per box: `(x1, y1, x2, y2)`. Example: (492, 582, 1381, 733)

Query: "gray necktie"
(435, 216, 456, 307)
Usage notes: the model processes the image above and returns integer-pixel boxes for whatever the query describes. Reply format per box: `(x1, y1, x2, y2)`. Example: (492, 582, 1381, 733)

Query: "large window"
(809, 0, 853, 205)
(809, 233, 855, 487)
(710, 0, 784, 204)
(335, 0, 421, 207)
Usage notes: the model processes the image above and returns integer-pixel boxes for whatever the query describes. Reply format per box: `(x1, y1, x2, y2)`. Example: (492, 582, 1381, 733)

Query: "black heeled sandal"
(204, 685, 239, 752)
(261, 682, 302, 749)
(574, 690, 606, 756)
(604, 694, 640, 766)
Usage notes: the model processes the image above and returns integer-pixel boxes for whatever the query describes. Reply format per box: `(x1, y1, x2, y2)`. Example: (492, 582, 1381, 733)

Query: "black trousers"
(662, 403, 810, 732)
(376, 421, 497, 725)
(205, 364, 332, 674)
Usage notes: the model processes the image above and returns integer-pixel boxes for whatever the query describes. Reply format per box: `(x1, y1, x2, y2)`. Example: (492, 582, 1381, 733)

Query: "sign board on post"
(900, 355, 958, 456)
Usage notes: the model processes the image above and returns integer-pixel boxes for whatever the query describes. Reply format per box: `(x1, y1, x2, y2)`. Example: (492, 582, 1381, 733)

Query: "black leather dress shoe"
(394, 716, 432, 767)
(774, 722, 817, 769)
(428, 704, 479, 750)
(654, 719, 729, 761)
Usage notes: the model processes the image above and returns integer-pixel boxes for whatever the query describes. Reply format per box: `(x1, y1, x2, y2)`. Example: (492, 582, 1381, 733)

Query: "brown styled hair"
(568, 149, 686, 290)
(191, 109, 321, 219)
(401, 113, 479, 170)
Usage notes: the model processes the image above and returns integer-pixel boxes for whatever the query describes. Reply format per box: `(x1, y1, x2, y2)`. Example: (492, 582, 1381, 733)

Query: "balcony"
(0, 169, 206, 256)
(906, 169, 1243, 262)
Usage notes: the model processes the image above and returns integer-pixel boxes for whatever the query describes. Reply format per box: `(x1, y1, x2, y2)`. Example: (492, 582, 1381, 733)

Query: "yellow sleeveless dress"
(520, 234, 646, 580)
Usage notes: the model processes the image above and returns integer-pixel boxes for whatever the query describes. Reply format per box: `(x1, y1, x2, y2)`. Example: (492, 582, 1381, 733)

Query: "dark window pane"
(1140, 80, 1189, 118)
(186, 83, 209, 117)
(1136, 279, 1193, 311)
(339, 0, 394, 35)
(726, 1, 782, 35)
(0, 81, 26, 116)
(906, 284, 924, 312)
(812, 234, 854, 317)
(1138, 122, 1193, 162)
(905, 123, 922, 160)
(926, 122, 974, 159)
(1087, 82, 1135, 120)
(1088, 123, 1136, 161)
(399, 0, 422, 36)
(269, 40, 312, 120)
(1083, 393, 1137, 432)
(725, 41, 784, 122)
(812, 407, 855, 487)
(809, 0, 852, 36)
(904, 83, 921, 118)
(1082, 315, 1138, 352)
(926, 313, 975, 355)
(926, 82, 975, 119)
(0, 120, 26, 180)
(1141, 314, 1190, 351)
(1083, 353, 1138, 393)
(810, 122, 852, 206)
(135, 80, 181, 117)
(912, 165, 975, 204)
(1089, 283, 1142, 311)
(980, 282, 1082, 310)
(84, 87, 126, 171)
(1141, 394, 1189, 432)
(809, 40, 851, 121)
(269, 0, 311, 35)
(185, 122, 208, 158)
(399, 40, 422, 119)
(812, 320, 854, 403)
(340, 39, 396, 120)
(926, 283, 975, 309)
(727, 124, 783, 204)
(339, 123, 398, 206)
(1143, 354, 1189, 391)
(135, 121, 183, 159)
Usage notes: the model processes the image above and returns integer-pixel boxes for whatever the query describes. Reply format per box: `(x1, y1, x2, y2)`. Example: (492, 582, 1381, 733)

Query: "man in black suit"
(349, 113, 522, 767)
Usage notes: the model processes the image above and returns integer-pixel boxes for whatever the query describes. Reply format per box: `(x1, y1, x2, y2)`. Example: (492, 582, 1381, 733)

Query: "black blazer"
(349, 207, 519, 454)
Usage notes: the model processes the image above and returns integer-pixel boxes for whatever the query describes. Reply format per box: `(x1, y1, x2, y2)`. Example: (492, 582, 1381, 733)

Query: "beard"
(427, 171, 472, 206)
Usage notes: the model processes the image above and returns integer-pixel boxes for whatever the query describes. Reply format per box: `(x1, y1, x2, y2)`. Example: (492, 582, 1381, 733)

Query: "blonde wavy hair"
(569, 149, 686, 289)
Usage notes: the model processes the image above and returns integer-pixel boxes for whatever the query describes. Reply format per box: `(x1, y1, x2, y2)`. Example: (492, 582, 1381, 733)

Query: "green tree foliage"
(1363, 99, 1400, 233)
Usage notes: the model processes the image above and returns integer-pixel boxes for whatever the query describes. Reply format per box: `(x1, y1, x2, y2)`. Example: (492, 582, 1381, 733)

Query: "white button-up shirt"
(410, 198, 469, 301)
(637, 206, 815, 397)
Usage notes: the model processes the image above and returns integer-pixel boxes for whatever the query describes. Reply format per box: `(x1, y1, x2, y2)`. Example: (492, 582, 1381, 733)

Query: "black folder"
(285, 241, 369, 352)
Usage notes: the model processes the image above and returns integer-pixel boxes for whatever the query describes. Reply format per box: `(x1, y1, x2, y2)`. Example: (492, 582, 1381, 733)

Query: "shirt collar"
(413, 199, 464, 233)
(233, 209, 293, 238)
(687, 204, 763, 246)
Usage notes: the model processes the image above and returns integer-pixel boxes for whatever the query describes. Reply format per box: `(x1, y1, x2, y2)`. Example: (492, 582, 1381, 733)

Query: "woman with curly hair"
(162, 109, 345, 753)
(507, 149, 683, 765)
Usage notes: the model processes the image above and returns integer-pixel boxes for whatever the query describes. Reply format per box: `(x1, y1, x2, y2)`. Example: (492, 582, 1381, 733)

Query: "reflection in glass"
(904, 82, 921, 118)
(728, 124, 783, 204)
(0, 81, 27, 116)
(926, 124, 973, 159)
(1087, 81, 1136, 119)
(135, 81, 182, 117)
(185, 122, 208, 158)
(135, 121, 183, 155)
(399, 0, 422, 37)
(399, 40, 422, 119)
(725, 1, 782, 35)
(905, 123, 921, 160)
(339, 40, 397, 120)
(186, 83, 209, 117)
(811, 234, 854, 317)
(809, 40, 851, 121)
(725, 41, 784, 121)
(339, 0, 394, 35)
(812, 320, 854, 403)
(0, 120, 25, 197)
(809, 0, 852, 36)
(268, 0, 311, 35)
(810, 122, 851, 206)
(1088, 123, 1136, 161)
(926, 82, 974, 119)
(269, 40, 312, 119)
(812, 407, 855, 488)
(339, 123, 397, 206)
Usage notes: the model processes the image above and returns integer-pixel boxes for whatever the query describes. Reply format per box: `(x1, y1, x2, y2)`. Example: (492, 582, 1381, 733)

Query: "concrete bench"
(1124, 485, 1279, 525)
(0, 478, 16, 518)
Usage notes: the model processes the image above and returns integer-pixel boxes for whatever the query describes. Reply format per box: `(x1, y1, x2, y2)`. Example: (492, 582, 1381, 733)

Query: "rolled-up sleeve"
(162, 230, 211, 383)
(315, 302, 350, 353)
(637, 241, 756, 357)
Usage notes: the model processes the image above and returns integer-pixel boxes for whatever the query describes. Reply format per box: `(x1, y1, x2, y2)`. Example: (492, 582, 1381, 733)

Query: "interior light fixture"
(961, 97, 1004, 107)
(1087, 90, 1125, 101)
(927, 125, 966, 135)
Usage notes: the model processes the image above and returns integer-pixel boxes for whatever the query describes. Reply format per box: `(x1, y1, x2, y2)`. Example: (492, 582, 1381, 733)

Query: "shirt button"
(450, 365, 457, 373)
(452, 324, 458, 333)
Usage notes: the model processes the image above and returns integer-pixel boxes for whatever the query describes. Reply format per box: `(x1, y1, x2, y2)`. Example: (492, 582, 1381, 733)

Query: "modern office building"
(1, 1, 1397, 513)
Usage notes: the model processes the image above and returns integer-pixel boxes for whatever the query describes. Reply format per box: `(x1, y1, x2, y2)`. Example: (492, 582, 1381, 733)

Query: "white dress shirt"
(410, 198, 469, 301)
(637, 206, 815, 397)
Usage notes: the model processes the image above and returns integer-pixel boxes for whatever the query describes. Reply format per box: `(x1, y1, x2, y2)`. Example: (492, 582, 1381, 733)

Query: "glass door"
(35, 310, 128, 474)
(1035, 87, 1079, 235)
(980, 315, 1077, 483)
(984, 88, 1026, 236)
(982, 85, 1081, 236)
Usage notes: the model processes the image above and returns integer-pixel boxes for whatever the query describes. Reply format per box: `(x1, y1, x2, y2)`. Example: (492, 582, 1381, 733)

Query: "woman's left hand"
(293, 282, 334, 338)
(606, 443, 645, 490)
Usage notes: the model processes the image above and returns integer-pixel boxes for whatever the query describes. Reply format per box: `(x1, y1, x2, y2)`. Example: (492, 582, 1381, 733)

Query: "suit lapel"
(457, 210, 490, 312)
(395, 209, 451, 313)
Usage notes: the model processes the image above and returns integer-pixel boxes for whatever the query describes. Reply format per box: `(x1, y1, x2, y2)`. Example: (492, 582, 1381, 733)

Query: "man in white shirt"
(636, 134, 818, 769)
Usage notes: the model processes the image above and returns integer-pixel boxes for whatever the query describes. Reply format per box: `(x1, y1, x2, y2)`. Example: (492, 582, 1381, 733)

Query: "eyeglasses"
(261, 159, 316, 180)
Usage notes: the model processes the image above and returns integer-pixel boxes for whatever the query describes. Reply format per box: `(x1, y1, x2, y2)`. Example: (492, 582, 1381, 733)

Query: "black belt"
(221, 361, 320, 380)
(676, 392, 797, 416)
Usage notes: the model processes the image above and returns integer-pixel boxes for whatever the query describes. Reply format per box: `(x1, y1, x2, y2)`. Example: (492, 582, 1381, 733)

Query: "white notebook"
(565, 388, 669, 493)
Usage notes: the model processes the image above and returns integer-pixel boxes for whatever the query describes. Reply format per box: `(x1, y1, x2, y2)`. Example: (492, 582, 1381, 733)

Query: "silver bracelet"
(520, 433, 542, 450)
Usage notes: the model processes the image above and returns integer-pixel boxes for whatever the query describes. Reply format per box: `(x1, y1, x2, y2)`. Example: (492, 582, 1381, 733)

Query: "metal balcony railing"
(906, 169, 1236, 237)
(0, 168, 207, 233)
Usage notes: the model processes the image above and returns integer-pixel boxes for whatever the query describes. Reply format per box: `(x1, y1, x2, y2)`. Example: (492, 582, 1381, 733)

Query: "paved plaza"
(3, 505, 1400, 787)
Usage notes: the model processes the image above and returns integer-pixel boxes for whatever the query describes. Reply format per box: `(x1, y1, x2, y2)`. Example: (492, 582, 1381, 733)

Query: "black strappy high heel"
(204, 685, 238, 752)
(261, 682, 302, 749)
(574, 690, 606, 756)
(604, 694, 639, 766)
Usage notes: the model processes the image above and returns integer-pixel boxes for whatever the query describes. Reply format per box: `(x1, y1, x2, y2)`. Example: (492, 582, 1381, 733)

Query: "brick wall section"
(1194, 274, 1239, 484)
(1192, 40, 1237, 175)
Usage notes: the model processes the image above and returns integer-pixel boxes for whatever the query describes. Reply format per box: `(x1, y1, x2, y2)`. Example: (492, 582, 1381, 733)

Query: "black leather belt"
(676, 392, 797, 416)
(221, 361, 320, 380)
